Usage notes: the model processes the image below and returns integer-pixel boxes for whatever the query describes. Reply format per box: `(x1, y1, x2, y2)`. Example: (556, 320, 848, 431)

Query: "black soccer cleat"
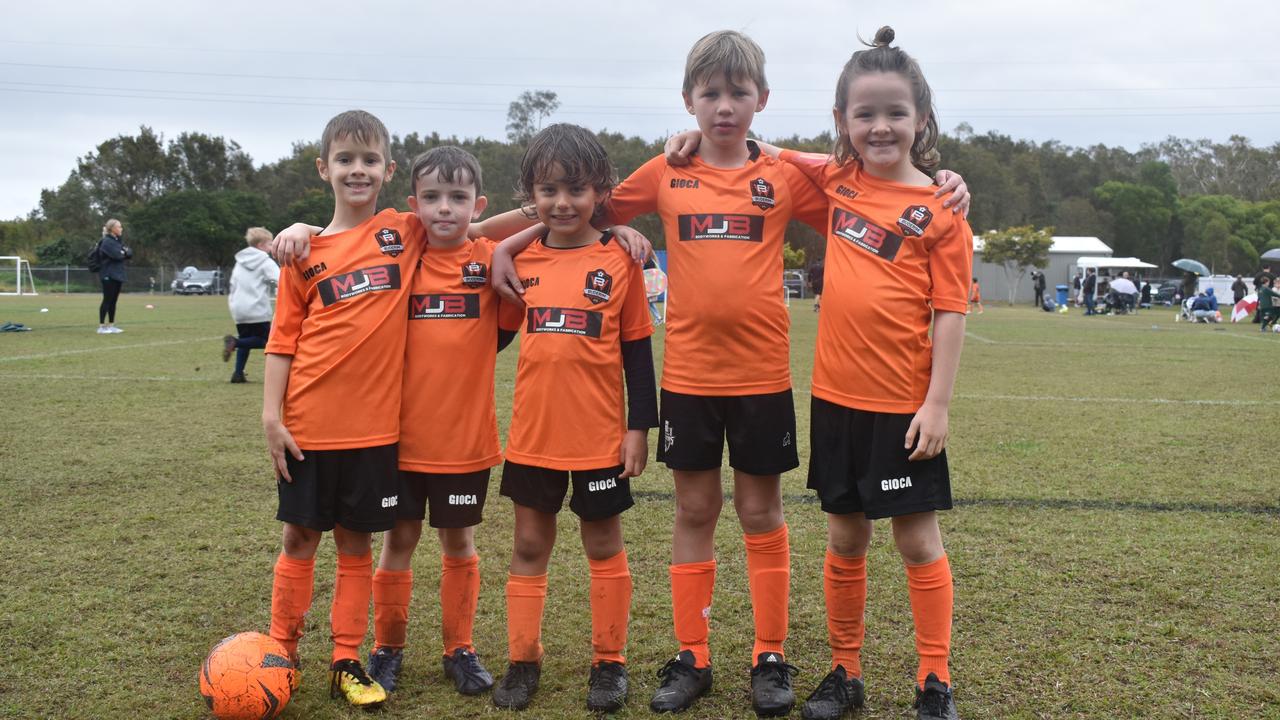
(649, 650, 713, 713)
(366, 646, 404, 693)
(750, 652, 798, 717)
(493, 661, 541, 710)
(442, 647, 494, 696)
(801, 665, 865, 719)
(914, 673, 959, 720)
(586, 660, 629, 712)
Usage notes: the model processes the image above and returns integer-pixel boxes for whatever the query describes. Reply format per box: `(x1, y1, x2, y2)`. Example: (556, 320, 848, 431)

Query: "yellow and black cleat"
(329, 658, 388, 709)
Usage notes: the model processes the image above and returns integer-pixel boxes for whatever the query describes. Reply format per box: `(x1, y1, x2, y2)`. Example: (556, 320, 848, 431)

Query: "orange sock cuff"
(744, 524, 790, 662)
(905, 554, 953, 687)
(372, 568, 413, 650)
(506, 573, 548, 663)
(276, 552, 316, 576)
(670, 560, 716, 668)
(331, 552, 374, 663)
(589, 551, 632, 665)
(824, 550, 867, 677)
(440, 553, 481, 655)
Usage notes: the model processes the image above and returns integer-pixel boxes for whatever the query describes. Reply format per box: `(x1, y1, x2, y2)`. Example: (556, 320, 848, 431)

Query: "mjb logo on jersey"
(749, 177, 776, 211)
(831, 208, 905, 261)
(677, 214, 764, 242)
(410, 293, 480, 319)
(584, 268, 613, 304)
(375, 227, 404, 257)
(461, 261, 488, 288)
(318, 264, 401, 306)
(897, 205, 933, 237)
(527, 307, 603, 337)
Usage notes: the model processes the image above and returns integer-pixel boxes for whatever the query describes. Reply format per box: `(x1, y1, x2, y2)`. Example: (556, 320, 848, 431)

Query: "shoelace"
(455, 651, 485, 676)
(329, 660, 375, 698)
(591, 662, 625, 684)
(501, 662, 539, 688)
(808, 671, 850, 705)
(915, 685, 952, 717)
(655, 657, 699, 683)
(752, 660, 798, 685)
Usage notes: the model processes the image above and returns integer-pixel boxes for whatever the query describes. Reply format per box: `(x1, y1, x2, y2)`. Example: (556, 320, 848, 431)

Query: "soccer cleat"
(586, 660, 628, 712)
(107, 326, 123, 333)
(649, 650, 712, 713)
(443, 647, 494, 696)
(492, 661, 541, 710)
(230, 372, 248, 384)
(801, 665, 865, 720)
(750, 652, 798, 717)
(97, 327, 109, 334)
(222, 335, 236, 362)
(328, 658, 388, 709)
(914, 673, 959, 720)
(367, 646, 404, 693)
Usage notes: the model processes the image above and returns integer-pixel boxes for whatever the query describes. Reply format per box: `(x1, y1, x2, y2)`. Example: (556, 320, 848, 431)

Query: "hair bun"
(874, 26, 895, 48)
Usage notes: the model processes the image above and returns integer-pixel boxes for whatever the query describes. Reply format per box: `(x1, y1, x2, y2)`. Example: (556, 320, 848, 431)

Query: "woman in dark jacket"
(97, 219, 130, 334)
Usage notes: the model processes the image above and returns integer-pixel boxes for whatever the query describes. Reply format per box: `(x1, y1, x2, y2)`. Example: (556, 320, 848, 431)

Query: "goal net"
(0, 256, 38, 295)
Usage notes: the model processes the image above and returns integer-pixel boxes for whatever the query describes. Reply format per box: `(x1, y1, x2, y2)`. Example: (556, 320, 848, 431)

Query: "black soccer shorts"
(657, 389, 799, 475)
(397, 469, 490, 529)
(806, 396, 952, 519)
(500, 462, 633, 521)
(277, 443, 400, 532)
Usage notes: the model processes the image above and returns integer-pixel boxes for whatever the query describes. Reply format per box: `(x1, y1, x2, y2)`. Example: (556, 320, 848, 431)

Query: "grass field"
(1, 293, 1277, 720)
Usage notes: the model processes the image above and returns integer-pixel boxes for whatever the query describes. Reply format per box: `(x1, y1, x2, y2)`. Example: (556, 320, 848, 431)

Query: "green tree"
(1092, 181, 1175, 267)
(128, 190, 269, 266)
(76, 126, 174, 216)
(980, 225, 1054, 304)
(169, 132, 255, 192)
(506, 91, 559, 143)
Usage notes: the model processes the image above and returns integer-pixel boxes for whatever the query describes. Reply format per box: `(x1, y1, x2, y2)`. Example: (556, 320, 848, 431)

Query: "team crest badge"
(749, 177, 776, 211)
(584, 268, 613, 304)
(896, 205, 933, 237)
(461, 261, 487, 288)
(375, 227, 404, 257)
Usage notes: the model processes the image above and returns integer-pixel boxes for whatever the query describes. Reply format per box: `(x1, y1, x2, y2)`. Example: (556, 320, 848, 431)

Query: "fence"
(4, 266, 228, 295)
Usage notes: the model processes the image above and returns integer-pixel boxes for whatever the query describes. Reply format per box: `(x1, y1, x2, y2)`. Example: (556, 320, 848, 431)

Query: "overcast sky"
(3, 0, 1278, 220)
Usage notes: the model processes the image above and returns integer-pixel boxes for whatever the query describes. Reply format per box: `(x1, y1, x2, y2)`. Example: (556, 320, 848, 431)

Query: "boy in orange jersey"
(967, 277, 983, 315)
(489, 124, 657, 714)
(483, 31, 968, 718)
(262, 110, 424, 710)
(361, 146, 525, 698)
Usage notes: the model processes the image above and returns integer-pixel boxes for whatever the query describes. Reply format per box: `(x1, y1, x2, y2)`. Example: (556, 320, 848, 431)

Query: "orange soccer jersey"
(265, 208, 424, 449)
(780, 151, 974, 414)
(606, 143, 827, 396)
(503, 234, 653, 470)
(400, 237, 523, 473)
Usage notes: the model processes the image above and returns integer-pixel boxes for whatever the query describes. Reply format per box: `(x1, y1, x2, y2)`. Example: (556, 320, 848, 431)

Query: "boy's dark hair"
(518, 124, 617, 202)
(410, 146, 483, 196)
(320, 110, 391, 162)
(682, 30, 768, 96)
(832, 26, 940, 174)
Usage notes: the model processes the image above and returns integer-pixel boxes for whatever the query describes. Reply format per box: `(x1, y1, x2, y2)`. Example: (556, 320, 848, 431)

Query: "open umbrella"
(1172, 258, 1211, 276)
(1260, 248, 1280, 262)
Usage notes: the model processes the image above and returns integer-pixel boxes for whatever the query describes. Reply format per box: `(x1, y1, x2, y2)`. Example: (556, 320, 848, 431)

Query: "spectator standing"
(222, 227, 280, 383)
(1232, 275, 1248, 305)
(97, 219, 130, 334)
(1032, 270, 1046, 307)
(1071, 272, 1082, 306)
(808, 259, 825, 312)
(1082, 267, 1098, 315)
(1254, 266, 1273, 323)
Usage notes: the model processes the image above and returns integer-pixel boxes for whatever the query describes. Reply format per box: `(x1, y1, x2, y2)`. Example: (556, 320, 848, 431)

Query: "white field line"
(964, 331, 996, 344)
(0, 372, 216, 383)
(0, 336, 220, 363)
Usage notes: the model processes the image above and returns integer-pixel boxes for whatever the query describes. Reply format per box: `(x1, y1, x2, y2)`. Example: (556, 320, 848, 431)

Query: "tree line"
(2, 100, 1278, 275)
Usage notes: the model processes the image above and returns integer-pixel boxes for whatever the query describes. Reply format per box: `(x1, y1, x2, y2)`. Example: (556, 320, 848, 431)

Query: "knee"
(281, 524, 322, 558)
(511, 531, 551, 566)
(733, 493, 783, 533)
(437, 527, 475, 557)
(674, 492, 722, 529)
(827, 516, 872, 557)
(384, 522, 423, 555)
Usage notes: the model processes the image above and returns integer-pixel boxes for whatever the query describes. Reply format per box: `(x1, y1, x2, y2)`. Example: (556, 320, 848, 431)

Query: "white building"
(973, 236, 1113, 304)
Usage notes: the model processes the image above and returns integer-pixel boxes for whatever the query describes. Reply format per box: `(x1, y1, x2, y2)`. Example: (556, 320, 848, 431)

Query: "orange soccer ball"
(198, 632, 295, 720)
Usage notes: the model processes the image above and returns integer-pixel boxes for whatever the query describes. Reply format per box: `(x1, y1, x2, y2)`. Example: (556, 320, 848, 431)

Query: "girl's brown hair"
(518, 124, 617, 223)
(832, 26, 940, 174)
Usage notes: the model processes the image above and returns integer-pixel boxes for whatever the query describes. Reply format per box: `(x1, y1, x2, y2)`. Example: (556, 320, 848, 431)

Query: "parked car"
(172, 267, 224, 295)
(783, 269, 805, 298)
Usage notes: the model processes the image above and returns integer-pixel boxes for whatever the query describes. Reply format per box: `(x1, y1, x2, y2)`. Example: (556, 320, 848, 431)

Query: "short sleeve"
(778, 149, 832, 187)
(265, 263, 306, 355)
(781, 162, 828, 234)
(927, 216, 974, 315)
(618, 261, 654, 342)
(605, 155, 665, 225)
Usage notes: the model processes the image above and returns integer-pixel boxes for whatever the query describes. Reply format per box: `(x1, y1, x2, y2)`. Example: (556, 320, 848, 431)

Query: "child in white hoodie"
(223, 226, 281, 383)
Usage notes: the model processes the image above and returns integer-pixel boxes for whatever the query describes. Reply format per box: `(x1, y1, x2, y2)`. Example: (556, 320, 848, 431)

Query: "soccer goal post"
(0, 257, 38, 296)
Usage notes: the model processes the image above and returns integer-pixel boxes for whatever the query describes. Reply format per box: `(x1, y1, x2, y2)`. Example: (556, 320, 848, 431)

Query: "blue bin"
(1055, 285, 1069, 305)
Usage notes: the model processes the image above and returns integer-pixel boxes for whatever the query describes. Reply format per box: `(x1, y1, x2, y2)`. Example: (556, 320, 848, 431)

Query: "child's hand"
(619, 429, 648, 478)
(664, 130, 702, 166)
(271, 223, 322, 265)
(610, 226, 653, 264)
(934, 171, 970, 217)
(490, 245, 525, 305)
(904, 402, 949, 461)
(264, 418, 304, 482)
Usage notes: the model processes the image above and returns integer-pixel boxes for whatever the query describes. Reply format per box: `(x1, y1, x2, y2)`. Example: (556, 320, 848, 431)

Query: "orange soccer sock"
(669, 559, 716, 668)
(744, 524, 790, 662)
(270, 553, 315, 658)
(330, 551, 374, 663)
(824, 550, 867, 677)
(906, 554, 954, 687)
(589, 550, 633, 665)
(372, 567, 413, 650)
(506, 572, 547, 663)
(441, 554, 481, 655)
